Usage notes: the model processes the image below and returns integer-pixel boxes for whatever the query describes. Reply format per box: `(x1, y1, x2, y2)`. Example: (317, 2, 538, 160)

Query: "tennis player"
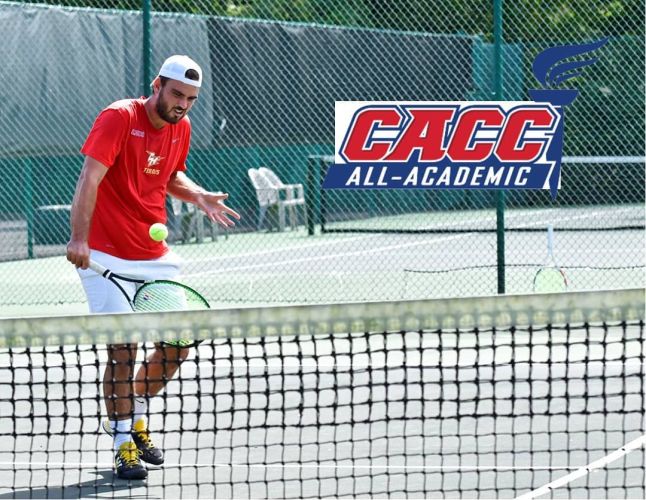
(66, 55, 240, 480)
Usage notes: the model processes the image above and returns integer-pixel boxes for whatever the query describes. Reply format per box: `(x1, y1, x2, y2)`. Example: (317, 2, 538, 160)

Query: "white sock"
(133, 396, 148, 427)
(111, 418, 133, 450)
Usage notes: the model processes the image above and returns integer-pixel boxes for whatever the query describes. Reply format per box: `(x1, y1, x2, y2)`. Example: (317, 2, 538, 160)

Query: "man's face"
(155, 79, 200, 124)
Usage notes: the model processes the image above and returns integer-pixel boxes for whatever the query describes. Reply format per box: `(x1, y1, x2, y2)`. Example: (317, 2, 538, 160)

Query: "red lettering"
(386, 108, 456, 162)
(446, 107, 505, 162)
(495, 108, 556, 162)
(342, 108, 402, 161)
(341, 104, 557, 165)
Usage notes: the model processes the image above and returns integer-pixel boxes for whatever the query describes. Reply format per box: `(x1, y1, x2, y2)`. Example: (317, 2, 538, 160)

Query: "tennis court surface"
(1, 289, 643, 498)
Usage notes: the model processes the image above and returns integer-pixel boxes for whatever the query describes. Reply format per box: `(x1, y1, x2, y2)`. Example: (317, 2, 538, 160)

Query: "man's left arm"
(167, 171, 240, 228)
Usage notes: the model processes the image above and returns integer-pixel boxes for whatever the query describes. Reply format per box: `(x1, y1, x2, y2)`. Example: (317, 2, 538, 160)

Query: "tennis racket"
(89, 260, 210, 346)
(532, 224, 568, 293)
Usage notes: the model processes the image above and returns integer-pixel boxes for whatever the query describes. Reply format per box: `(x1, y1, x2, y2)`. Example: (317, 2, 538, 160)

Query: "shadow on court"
(0, 469, 155, 499)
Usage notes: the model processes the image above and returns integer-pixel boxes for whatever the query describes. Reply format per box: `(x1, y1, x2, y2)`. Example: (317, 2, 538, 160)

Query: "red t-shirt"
(80, 98, 191, 260)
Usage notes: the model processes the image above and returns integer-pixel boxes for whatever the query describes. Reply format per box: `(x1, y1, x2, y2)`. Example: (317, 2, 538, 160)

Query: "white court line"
(506, 206, 642, 229)
(0, 462, 600, 471)
(181, 360, 644, 369)
(516, 434, 646, 500)
(184, 232, 479, 277)
(185, 234, 381, 265)
(183, 206, 643, 278)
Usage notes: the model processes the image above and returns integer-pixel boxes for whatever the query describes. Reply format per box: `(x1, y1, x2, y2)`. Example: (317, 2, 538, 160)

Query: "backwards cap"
(158, 55, 202, 88)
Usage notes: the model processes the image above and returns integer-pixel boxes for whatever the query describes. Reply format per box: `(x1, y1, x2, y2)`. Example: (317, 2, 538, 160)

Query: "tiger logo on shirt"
(144, 151, 164, 175)
(146, 151, 164, 167)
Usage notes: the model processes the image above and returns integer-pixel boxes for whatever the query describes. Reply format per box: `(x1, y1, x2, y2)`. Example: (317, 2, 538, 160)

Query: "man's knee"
(107, 344, 138, 367)
(154, 343, 190, 365)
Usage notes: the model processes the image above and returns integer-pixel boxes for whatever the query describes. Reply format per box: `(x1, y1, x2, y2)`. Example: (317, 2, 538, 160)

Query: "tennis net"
(1, 289, 644, 498)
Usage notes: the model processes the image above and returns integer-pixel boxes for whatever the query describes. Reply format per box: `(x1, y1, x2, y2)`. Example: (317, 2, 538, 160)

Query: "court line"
(515, 433, 646, 499)
(184, 207, 643, 277)
(10, 359, 644, 370)
(184, 233, 380, 264)
(323, 205, 643, 232)
(0, 462, 605, 471)
(181, 360, 644, 370)
(184, 232, 481, 277)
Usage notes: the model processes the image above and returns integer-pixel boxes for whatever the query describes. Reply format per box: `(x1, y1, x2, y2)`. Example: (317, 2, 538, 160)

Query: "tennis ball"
(149, 223, 168, 242)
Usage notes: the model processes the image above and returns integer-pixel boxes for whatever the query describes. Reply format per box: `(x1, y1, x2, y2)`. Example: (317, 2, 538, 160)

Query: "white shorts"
(77, 250, 183, 313)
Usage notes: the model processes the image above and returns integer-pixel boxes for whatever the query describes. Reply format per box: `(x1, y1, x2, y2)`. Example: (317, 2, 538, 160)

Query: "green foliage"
(504, 0, 643, 41)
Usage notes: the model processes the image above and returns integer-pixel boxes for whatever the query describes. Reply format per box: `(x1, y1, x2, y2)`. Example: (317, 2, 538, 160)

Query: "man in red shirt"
(66, 55, 240, 480)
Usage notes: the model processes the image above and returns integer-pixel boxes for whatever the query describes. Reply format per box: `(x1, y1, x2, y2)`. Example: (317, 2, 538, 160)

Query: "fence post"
(493, 0, 505, 294)
(142, 0, 152, 97)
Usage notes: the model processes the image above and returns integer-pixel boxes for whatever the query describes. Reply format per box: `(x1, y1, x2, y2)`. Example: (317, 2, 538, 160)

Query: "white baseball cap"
(158, 55, 202, 88)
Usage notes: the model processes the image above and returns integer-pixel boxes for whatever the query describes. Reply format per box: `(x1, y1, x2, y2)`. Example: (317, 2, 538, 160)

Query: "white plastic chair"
(168, 197, 223, 243)
(257, 167, 307, 230)
(248, 168, 281, 230)
(248, 167, 307, 231)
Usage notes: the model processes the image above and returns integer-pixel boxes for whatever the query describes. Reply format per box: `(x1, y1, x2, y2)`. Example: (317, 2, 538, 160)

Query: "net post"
(23, 157, 34, 259)
(306, 155, 319, 236)
(496, 191, 505, 293)
(320, 156, 329, 233)
(494, 0, 505, 294)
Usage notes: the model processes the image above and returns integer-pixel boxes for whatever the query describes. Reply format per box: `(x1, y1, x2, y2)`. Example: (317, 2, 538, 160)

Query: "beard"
(156, 93, 186, 124)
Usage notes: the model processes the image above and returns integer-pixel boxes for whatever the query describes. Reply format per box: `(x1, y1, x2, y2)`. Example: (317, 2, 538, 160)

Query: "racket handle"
(547, 224, 555, 256)
(89, 260, 109, 276)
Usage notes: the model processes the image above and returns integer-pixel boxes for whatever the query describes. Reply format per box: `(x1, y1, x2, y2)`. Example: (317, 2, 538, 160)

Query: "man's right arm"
(66, 156, 109, 269)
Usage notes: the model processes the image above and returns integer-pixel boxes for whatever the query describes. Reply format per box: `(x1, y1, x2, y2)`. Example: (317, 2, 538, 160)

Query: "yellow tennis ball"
(149, 223, 168, 242)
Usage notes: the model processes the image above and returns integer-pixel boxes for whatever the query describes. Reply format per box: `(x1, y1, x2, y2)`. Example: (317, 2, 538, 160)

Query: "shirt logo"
(131, 129, 145, 138)
(144, 151, 163, 175)
(146, 151, 164, 167)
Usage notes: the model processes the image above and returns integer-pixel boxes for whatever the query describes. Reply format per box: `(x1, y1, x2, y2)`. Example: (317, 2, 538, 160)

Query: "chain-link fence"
(0, 0, 643, 314)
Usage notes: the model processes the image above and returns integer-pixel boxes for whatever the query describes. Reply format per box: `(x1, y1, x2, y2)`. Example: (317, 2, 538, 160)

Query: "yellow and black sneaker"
(114, 441, 147, 480)
(103, 419, 164, 466)
(131, 418, 164, 466)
